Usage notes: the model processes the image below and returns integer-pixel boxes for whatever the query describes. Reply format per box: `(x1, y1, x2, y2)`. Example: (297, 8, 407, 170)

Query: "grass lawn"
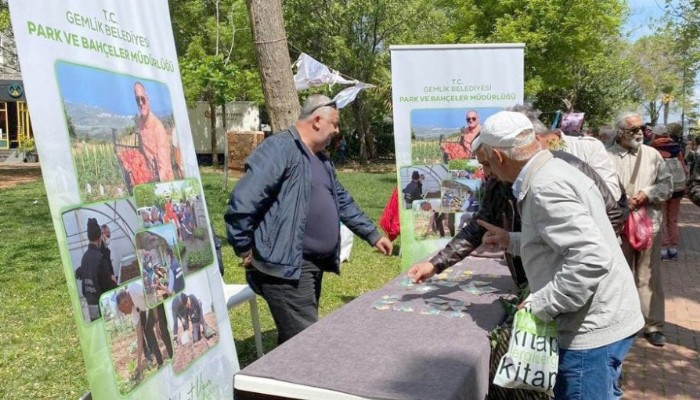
(0, 166, 400, 399)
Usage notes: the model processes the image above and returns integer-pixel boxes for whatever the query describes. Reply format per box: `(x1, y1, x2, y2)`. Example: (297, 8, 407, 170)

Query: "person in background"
(607, 112, 672, 347)
(225, 94, 393, 344)
(336, 134, 347, 164)
(688, 147, 700, 206)
(100, 224, 117, 282)
(402, 170, 423, 209)
(651, 124, 687, 260)
(643, 123, 654, 146)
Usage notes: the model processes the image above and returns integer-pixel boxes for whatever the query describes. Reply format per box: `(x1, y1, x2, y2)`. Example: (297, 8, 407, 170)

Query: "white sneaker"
(661, 249, 669, 260)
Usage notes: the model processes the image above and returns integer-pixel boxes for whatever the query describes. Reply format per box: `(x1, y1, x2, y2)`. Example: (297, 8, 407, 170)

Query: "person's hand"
(407, 262, 437, 284)
(374, 236, 393, 255)
(239, 253, 253, 269)
(632, 190, 648, 208)
(476, 219, 510, 251)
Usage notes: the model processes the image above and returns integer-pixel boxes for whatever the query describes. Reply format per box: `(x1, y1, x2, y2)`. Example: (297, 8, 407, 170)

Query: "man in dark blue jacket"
(225, 94, 393, 344)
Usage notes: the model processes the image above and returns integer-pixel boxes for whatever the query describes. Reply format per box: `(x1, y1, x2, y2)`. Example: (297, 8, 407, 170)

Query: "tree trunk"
(648, 102, 659, 125)
(663, 102, 669, 125)
(352, 101, 368, 164)
(246, 0, 299, 132)
(209, 101, 219, 166)
(222, 102, 229, 189)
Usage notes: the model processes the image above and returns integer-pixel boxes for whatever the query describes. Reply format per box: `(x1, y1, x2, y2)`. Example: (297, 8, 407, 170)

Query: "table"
(234, 257, 517, 400)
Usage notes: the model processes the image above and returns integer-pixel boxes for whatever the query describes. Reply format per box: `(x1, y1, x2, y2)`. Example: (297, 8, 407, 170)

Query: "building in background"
(0, 30, 33, 151)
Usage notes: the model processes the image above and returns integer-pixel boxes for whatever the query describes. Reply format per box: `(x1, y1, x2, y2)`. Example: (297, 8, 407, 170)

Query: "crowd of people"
(223, 96, 700, 399)
(406, 107, 700, 399)
(139, 197, 198, 241)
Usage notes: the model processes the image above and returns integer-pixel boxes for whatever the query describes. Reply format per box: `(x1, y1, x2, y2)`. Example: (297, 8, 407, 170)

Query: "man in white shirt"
(607, 111, 672, 347)
(117, 280, 172, 373)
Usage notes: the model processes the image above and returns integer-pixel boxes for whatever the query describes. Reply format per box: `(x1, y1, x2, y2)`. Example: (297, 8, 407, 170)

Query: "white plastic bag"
(340, 223, 354, 263)
(493, 299, 558, 397)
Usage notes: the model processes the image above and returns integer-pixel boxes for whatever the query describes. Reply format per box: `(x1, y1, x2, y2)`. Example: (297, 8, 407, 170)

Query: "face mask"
(103, 237, 111, 246)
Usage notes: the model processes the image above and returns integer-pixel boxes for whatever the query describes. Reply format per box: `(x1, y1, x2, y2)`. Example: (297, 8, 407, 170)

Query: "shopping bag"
(624, 206, 653, 251)
(493, 301, 558, 397)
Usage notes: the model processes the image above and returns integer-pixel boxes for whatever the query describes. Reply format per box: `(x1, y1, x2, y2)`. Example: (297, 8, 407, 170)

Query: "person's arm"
(224, 138, 288, 258)
(528, 181, 613, 322)
(155, 121, 174, 180)
(640, 152, 673, 205)
(99, 257, 117, 291)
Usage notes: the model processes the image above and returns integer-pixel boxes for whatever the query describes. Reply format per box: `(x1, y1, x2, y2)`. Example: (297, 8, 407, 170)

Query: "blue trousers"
(555, 335, 635, 400)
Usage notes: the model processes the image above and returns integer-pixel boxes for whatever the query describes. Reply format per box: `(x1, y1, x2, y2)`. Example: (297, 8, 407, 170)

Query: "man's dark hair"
(179, 292, 188, 305)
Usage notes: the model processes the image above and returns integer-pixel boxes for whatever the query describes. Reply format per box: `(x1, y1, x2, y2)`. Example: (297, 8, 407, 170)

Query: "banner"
(8, 1, 238, 398)
(390, 44, 524, 269)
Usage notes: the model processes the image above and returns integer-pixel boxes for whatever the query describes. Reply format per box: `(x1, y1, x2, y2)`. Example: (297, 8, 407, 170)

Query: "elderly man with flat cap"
(225, 94, 393, 344)
(464, 111, 642, 399)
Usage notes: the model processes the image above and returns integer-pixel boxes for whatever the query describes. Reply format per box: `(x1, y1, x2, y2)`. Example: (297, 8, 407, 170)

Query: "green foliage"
(17, 136, 36, 154)
(185, 246, 214, 270)
(411, 139, 443, 165)
(193, 227, 207, 240)
(71, 141, 127, 201)
(171, 0, 263, 105)
(435, 0, 634, 123)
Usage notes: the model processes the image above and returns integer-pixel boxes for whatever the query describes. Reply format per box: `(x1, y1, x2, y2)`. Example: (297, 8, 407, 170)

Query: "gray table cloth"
(235, 257, 517, 400)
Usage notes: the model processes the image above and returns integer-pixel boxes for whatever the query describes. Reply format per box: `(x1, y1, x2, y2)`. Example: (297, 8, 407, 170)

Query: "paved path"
(622, 199, 700, 399)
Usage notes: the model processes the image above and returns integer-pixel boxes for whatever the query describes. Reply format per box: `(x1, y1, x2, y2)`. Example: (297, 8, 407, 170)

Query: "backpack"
(665, 157, 687, 192)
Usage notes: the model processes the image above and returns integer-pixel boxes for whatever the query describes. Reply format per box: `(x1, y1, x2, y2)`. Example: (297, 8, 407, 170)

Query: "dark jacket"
(689, 159, 700, 207)
(225, 126, 381, 280)
(75, 243, 116, 305)
(402, 181, 422, 209)
(430, 150, 625, 286)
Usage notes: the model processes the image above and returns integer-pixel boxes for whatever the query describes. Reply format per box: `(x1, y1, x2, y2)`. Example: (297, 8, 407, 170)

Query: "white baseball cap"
(471, 111, 534, 152)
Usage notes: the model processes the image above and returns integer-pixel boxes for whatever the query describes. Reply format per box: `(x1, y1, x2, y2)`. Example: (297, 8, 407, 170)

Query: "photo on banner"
(134, 179, 214, 273)
(56, 61, 185, 202)
(391, 44, 524, 268)
(61, 199, 139, 323)
(9, 1, 239, 397)
(100, 279, 174, 394)
(135, 223, 183, 308)
(410, 107, 500, 165)
(164, 271, 220, 374)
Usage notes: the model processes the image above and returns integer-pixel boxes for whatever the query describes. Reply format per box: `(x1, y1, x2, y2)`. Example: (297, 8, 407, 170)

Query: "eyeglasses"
(467, 117, 477, 122)
(135, 95, 147, 105)
(623, 126, 643, 134)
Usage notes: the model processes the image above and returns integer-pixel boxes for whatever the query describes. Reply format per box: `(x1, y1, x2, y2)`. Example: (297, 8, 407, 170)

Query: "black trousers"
(139, 304, 173, 365)
(247, 259, 327, 345)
